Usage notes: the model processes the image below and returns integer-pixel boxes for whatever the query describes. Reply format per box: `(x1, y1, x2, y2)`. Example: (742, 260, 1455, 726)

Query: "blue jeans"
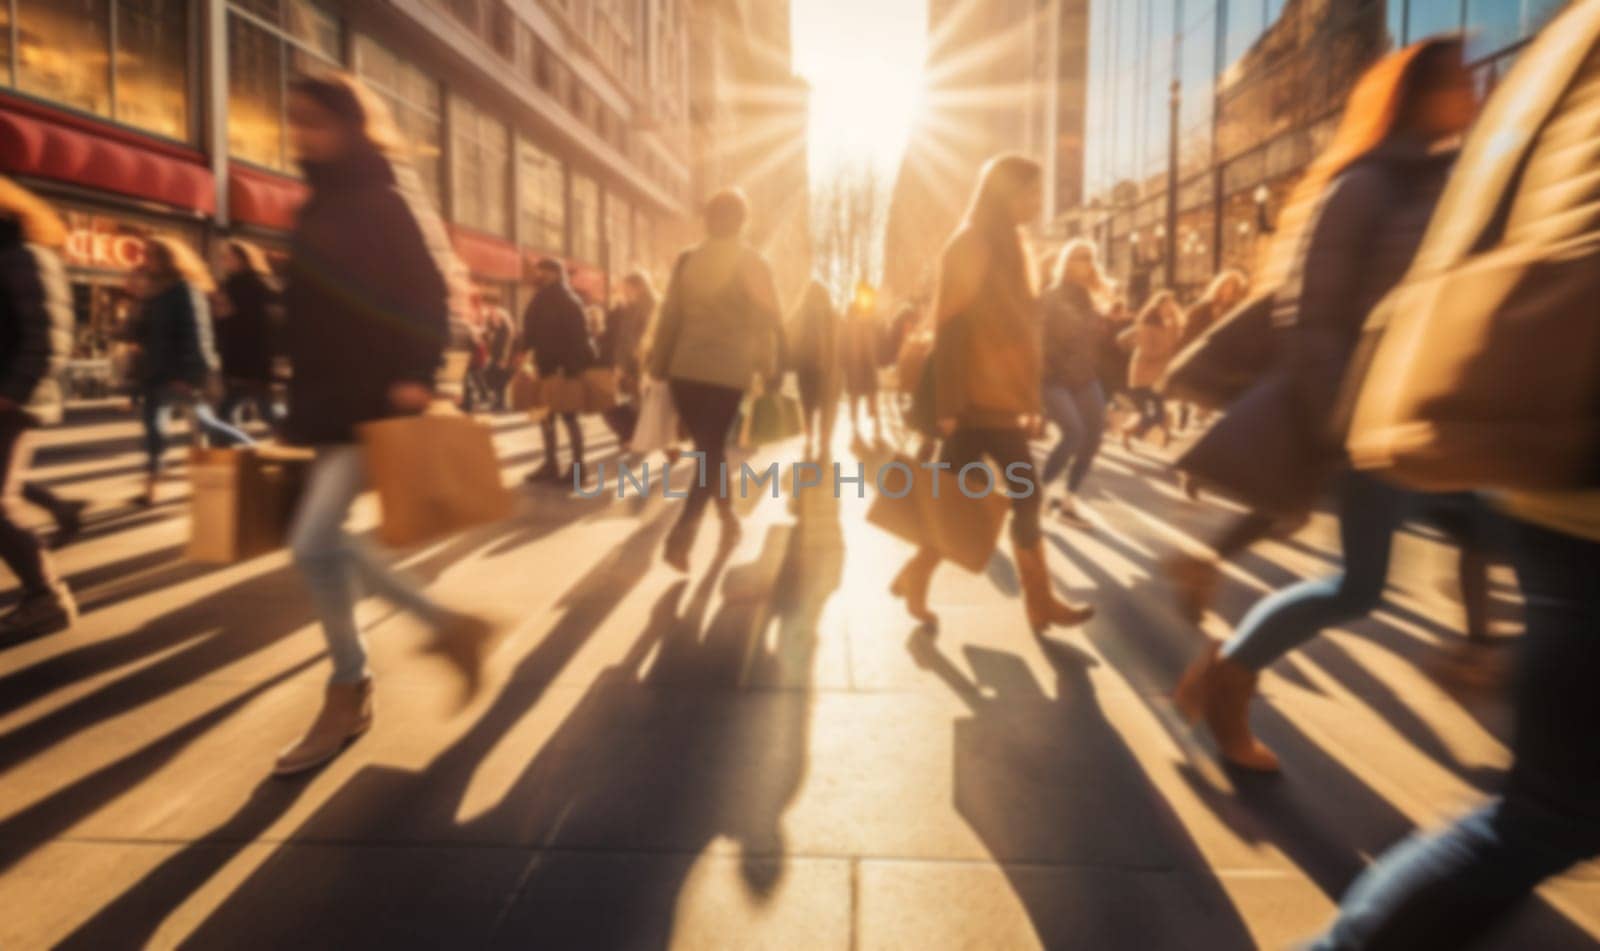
(289, 445, 447, 684)
(1126, 386, 1166, 438)
(1040, 381, 1105, 494)
(141, 387, 253, 474)
(1313, 518, 1600, 949)
(1222, 472, 1408, 670)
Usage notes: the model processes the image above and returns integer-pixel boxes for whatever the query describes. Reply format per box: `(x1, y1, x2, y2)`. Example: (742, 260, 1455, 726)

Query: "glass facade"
(227, 0, 342, 172)
(450, 93, 511, 237)
(1083, 0, 1560, 295)
(570, 172, 601, 265)
(4, 0, 189, 141)
(517, 137, 566, 254)
(354, 34, 444, 211)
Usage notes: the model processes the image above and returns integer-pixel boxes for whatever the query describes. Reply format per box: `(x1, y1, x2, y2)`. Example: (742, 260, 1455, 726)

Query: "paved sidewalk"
(0, 408, 1595, 949)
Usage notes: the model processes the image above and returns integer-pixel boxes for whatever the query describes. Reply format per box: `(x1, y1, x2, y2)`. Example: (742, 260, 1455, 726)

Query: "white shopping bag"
(630, 378, 679, 456)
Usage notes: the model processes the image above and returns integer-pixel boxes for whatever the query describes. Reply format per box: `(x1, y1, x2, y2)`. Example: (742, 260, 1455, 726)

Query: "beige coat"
(1119, 319, 1180, 390)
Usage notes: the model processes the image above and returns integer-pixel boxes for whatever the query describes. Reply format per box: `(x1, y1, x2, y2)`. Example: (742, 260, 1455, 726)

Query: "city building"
(0, 0, 697, 390)
(1079, 0, 1568, 301)
(882, 0, 1090, 300)
(686, 0, 812, 305)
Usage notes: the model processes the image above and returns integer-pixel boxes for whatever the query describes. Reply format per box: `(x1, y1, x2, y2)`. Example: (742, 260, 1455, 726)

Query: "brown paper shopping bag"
(188, 445, 313, 563)
(359, 411, 515, 548)
(866, 454, 1009, 573)
(540, 373, 587, 415)
(581, 367, 619, 413)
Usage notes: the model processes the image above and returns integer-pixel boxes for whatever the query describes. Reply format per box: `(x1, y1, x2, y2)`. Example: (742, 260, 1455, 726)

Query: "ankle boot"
(1180, 646, 1278, 772)
(274, 677, 374, 777)
(1012, 541, 1094, 633)
(1163, 553, 1220, 624)
(889, 549, 939, 624)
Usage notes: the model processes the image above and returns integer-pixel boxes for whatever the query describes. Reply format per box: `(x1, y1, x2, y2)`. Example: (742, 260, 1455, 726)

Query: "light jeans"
(289, 445, 446, 684)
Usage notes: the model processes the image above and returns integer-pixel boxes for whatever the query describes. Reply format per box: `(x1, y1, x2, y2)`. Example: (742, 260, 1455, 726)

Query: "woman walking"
(1118, 290, 1181, 451)
(839, 291, 882, 448)
(1039, 239, 1112, 529)
(1173, 38, 1478, 772)
(215, 239, 282, 429)
(887, 155, 1093, 633)
(647, 188, 783, 572)
(274, 73, 492, 777)
(786, 279, 839, 460)
(0, 178, 76, 641)
(132, 236, 253, 506)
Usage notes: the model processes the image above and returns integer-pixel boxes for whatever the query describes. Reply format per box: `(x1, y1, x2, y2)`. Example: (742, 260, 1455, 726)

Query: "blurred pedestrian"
(479, 298, 515, 411)
(606, 271, 656, 401)
(132, 236, 254, 506)
(1117, 290, 1181, 450)
(1039, 239, 1112, 529)
(1173, 37, 1477, 772)
(887, 155, 1093, 633)
(647, 188, 783, 572)
(275, 73, 493, 777)
(517, 257, 596, 483)
(0, 177, 76, 640)
(1175, 269, 1248, 435)
(839, 287, 882, 448)
(786, 279, 839, 460)
(214, 238, 282, 429)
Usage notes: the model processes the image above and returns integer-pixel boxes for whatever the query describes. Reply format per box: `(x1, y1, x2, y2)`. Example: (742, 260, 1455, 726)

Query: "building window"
(450, 94, 510, 236)
(606, 193, 631, 275)
(227, 1, 342, 172)
(516, 138, 565, 254)
(354, 34, 443, 211)
(6, 0, 190, 142)
(570, 172, 601, 264)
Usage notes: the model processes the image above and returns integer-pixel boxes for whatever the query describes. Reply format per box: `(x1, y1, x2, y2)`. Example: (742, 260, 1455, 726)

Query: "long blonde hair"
(0, 176, 67, 248)
(962, 154, 1043, 300)
(144, 236, 215, 294)
(1197, 268, 1247, 309)
(1050, 238, 1111, 297)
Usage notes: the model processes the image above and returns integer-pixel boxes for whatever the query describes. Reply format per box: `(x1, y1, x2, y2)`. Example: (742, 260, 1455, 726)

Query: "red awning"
(448, 225, 522, 282)
(228, 162, 307, 232)
(0, 98, 214, 214)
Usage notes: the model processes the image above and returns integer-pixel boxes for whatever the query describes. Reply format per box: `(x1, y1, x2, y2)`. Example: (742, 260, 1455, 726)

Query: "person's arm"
(646, 252, 690, 380)
(0, 245, 71, 410)
(366, 190, 450, 405)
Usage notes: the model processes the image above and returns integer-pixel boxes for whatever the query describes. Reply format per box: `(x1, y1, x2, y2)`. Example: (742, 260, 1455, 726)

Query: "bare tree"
(811, 159, 888, 302)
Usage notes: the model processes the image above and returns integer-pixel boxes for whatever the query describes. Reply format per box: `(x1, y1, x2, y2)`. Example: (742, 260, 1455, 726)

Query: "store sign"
(63, 229, 148, 271)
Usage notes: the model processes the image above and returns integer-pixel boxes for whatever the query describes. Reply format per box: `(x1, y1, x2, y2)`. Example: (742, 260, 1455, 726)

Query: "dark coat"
(1041, 282, 1103, 389)
(218, 270, 279, 384)
(137, 280, 220, 389)
(521, 281, 596, 377)
(602, 297, 650, 374)
(282, 148, 450, 445)
(0, 220, 72, 417)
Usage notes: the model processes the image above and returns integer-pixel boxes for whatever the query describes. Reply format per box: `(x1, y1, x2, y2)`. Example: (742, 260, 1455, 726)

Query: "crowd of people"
(2, 8, 1599, 945)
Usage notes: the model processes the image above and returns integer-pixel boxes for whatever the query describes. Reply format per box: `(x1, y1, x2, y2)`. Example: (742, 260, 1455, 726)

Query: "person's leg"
(665, 380, 743, 563)
(1064, 382, 1107, 494)
(288, 446, 371, 684)
(1221, 473, 1407, 671)
(1039, 383, 1086, 489)
(1213, 511, 1279, 561)
(561, 412, 584, 471)
(1312, 519, 1600, 949)
(217, 385, 243, 428)
(536, 416, 562, 476)
(0, 419, 52, 596)
(141, 390, 170, 476)
(192, 401, 254, 448)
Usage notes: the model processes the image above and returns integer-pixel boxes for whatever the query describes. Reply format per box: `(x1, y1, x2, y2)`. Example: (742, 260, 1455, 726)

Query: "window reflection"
(451, 94, 510, 237)
(16, 0, 113, 118)
(115, 0, 188, 139)
(517, 138, 566, 254)
(228, 15, 284, 169)
(355, 35, 444, 211)
(571, 173, 601, 264)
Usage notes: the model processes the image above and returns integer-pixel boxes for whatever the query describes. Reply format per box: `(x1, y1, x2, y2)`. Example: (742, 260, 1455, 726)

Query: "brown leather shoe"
(1181, 646, 1279, 772)
(1013, 541, 1094, 633)
(889, 549, 940, 625)
(273, 678, 373, 777)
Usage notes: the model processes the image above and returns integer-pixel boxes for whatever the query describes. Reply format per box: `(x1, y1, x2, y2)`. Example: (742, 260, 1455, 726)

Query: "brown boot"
(424, 612, 500, 706)
(274, 677, 373, 777)
(1164, 553, 1219, 624)
(1175, 644, 1279, 772)
(889, 549, 940, 625)
(1012, 541, 1094, 633)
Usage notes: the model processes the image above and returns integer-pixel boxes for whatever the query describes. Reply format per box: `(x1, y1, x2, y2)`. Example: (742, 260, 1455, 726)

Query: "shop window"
(570, 173, 601, 264)
(354, 34, 444, 211)
(607, 194, 631, 276)
(450, 94, 510, 237)
(517, 137, 566, 253)
(9, 0, 187, 140)
(227, 1, 342, 172)
(1406, 0, 1464, 41)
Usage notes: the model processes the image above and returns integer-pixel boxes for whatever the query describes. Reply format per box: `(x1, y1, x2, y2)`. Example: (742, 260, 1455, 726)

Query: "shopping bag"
(1175, 372, 1331, 518)
(188, 445, 312, 563)
(509, 366, 542, 412)
(540, 373, 586, 415)
(1158, 294, 1277, 411)
(359, 411, 515, 548)
(581, 367, 619, 413)
(603, 402, 640, 443)
(630, 379, 679, 456)
(866, 454, 1009, 573)
(737, 392, 805, 448)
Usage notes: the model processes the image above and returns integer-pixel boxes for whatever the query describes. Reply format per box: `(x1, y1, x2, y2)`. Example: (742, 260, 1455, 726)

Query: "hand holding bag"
(540, 371, 586, 415)
(581, 367, 619, 413)
(359, 407, 514, 548)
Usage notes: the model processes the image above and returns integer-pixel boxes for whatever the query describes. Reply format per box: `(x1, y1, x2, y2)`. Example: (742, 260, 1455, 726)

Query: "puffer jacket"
(0, 218, 72, 421)
(137, 280, 220, 389)
(522, 281, 596, 377)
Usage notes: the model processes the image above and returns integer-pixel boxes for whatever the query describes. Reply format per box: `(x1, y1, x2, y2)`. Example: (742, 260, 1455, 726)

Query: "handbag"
(631, 379, 679, 456)
(1158, 294, 1277, 411)
(540, 372, 586, 415)
(866, 453, 1009, 573)
(581, 367, 619, 413)
(359, 408, 515, 548)
(509, 366, 541, 412)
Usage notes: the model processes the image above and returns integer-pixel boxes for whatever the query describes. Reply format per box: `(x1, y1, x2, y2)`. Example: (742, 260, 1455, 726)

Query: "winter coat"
(1041, 282, 1103, 389)
(648, 238, 782, 391)
(282, 147, 450, 445)
(602, 297, 651, 375)
(931, 233, 1043, 428)
(217, 270, 279, 384)
(0, 219, 71, 421)
(522, 281, 597, 377)
(1120, 318, 1180, 390)
(137, 280, 221, 390)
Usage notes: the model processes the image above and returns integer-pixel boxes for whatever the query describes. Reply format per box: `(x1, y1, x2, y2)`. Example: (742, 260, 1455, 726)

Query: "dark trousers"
(1127, 386, 1167, 437)
(0, 414, 51, 594)
(218, 379, 280, 428)
(942, 425, 1043, 548)
(1313, 518, 1600, 950)
(140, 387, 252, 475)
(668, 379, 744, 541)
(540, 411, 584, 470)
